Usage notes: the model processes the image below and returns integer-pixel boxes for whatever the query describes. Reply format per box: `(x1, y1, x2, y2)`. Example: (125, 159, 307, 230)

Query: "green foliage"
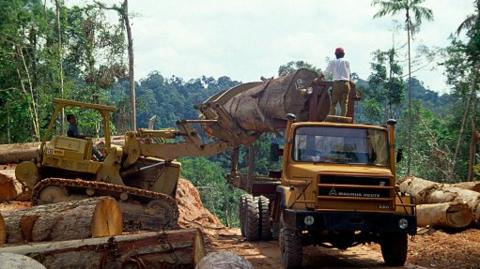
(278, 60, 322, 76)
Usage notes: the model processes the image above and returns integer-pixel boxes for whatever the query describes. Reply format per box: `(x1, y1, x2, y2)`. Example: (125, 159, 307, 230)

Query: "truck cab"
(276, 116, 416, 268)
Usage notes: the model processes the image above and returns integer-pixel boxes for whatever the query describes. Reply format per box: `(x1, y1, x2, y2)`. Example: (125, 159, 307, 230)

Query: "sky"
(101, 0, 474, 94)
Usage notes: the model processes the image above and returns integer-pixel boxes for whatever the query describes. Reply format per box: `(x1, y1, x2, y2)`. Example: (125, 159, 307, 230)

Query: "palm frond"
(371, 0, 406, 18)
(456, 14, 477, 35)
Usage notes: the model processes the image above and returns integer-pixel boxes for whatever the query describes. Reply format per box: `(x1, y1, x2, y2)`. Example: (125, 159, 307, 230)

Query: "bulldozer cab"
(40, 99, 116, 174)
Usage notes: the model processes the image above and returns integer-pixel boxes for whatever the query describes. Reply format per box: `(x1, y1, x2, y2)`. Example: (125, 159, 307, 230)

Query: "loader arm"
(122, 121, 230, 168)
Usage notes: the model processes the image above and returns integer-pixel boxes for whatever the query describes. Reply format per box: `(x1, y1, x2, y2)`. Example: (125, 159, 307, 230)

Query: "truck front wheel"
(279, 227, 302, 268)
(380, 233, 408, 266)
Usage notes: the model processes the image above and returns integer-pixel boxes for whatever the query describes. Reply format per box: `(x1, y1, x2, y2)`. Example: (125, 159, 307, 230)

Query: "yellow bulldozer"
(15, 98, 228, 230)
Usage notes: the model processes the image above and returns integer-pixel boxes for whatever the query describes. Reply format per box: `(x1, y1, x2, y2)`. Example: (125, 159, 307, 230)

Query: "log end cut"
(91, 197, 123, 237)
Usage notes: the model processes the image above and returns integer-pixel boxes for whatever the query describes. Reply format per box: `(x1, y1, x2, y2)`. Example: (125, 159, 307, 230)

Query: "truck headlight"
(304, 215, 314, 226)
(398, 218, 408, 229)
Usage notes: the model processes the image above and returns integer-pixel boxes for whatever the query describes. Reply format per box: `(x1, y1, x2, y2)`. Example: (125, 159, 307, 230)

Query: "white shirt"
(325, 58, 351, 81)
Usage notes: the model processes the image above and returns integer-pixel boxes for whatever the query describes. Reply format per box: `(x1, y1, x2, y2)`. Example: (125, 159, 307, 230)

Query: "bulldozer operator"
(324, 47, 351, 116)
(67, 114, 104, 161)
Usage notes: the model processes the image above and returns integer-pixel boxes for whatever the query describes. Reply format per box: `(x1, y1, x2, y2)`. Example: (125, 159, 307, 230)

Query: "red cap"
(335, 47, 345, 54)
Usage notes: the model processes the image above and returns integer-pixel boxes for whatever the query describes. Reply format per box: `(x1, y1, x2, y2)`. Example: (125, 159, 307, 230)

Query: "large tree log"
(416, 202, 473, 228)
(0, 143, 39, 164)
(1, 197, 122, 243)
(0, 229, 205, 269)
(399, 176, 480, 221)
(451, 181, 480, 192)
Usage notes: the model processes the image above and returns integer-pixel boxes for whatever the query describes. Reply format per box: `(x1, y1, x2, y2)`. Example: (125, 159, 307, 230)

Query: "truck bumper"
(283, 209, 416, 235)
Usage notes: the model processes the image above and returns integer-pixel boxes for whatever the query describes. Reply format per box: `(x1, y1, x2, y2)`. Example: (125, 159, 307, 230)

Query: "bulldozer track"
(32, 177, 178, 212)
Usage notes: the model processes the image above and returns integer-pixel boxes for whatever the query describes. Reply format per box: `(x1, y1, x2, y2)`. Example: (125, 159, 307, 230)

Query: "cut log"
(399, 176, 480, 221)
(0, 253, 45, 269)
(0, 229, 205, 269)
(118, 200, 178, 231)
(196, 251, 253, 269)
(2, 197, 122, 243)
(416, 202, 474, 228)
(0, 143, 39, 164)
(0, 172, 18, 201)
(452, 181, 480, 192)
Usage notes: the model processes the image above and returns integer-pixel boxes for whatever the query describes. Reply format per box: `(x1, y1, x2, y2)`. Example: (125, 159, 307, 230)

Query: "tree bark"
(0, 143, 39, 164)
(1, 197, 122, 244)
(416, 202, 473, 228)
(399, 176, 480, 220)
(123, 0, 136, 131)
(0, 229, 205, 269)
(452, 181, 480, 192)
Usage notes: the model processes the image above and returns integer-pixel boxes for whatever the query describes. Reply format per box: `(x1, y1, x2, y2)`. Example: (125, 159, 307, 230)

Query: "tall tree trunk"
(55, 0, 65, 134)
(16, 65, 40, 141)
(123, 0, 136, 131)
(18, 47, 40, 141)
(453, 73, 478, 178)
(406, 8, 413, 175)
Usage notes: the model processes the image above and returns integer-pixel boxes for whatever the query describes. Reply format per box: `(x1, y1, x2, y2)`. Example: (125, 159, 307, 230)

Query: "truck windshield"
(292, 126, 389, 166)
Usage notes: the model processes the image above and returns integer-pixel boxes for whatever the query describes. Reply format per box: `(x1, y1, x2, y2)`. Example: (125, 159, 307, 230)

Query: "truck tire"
(380, 233, 408, 266)
(239, 194, 249, 237)
(244, 195, 260, 241)
(258, 195, 272, 240)
(279, 227, 302, 268)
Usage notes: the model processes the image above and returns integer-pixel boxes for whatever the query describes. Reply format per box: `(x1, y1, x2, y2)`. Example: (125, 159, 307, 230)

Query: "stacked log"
(399, 176, 480, 228)
(1, 196, 122, 243)
(0, 143, 39, 164)
(0, 168, 28, 201)
(0, 229, 205, 269)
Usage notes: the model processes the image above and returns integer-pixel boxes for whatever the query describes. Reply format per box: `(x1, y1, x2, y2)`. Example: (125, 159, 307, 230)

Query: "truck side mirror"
(270, 143, 283, 162)
(396, 148, 403, 163)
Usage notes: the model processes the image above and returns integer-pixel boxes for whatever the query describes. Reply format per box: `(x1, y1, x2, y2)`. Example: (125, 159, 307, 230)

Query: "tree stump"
(0, 253, 45, 269)
(196, 251, 253, 269)
(1, 196, 122, 243)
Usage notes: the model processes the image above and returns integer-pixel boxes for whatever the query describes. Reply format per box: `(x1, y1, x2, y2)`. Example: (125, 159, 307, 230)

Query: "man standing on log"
(324, 47, 351, 116)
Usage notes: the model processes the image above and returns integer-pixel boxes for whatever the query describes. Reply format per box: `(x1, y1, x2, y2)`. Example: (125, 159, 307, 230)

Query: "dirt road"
(207, 228, 480, 269)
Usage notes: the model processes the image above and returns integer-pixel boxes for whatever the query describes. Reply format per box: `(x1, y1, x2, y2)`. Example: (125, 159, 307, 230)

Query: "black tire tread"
(380, 233, 408, 266)
(280, 227, 303, 268)
(239, 194, 249, 237)
(258, 195, 272, 240)
(244, 195, 260, 241)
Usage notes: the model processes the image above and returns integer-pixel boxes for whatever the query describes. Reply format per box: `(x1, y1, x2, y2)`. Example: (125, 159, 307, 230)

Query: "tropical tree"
(371, 0, 433, 175)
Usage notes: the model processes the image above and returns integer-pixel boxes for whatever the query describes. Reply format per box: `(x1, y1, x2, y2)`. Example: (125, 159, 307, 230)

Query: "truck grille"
(317, 175, 394, 211)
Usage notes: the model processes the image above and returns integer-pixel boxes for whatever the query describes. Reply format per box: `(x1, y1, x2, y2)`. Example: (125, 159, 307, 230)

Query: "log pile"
(399, 176, 480, 229)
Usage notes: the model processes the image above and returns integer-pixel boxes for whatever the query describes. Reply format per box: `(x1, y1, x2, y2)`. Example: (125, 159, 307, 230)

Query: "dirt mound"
(176, 178, 224, 230)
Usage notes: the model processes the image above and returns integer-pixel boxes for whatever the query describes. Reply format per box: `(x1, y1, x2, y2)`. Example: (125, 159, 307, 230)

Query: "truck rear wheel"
(244, 195, 260, 241)
(239, 194, 248, 236)
(380, 233, 408, 266)
(258, 195, 272, 240)
(279, 227, 302, 268)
